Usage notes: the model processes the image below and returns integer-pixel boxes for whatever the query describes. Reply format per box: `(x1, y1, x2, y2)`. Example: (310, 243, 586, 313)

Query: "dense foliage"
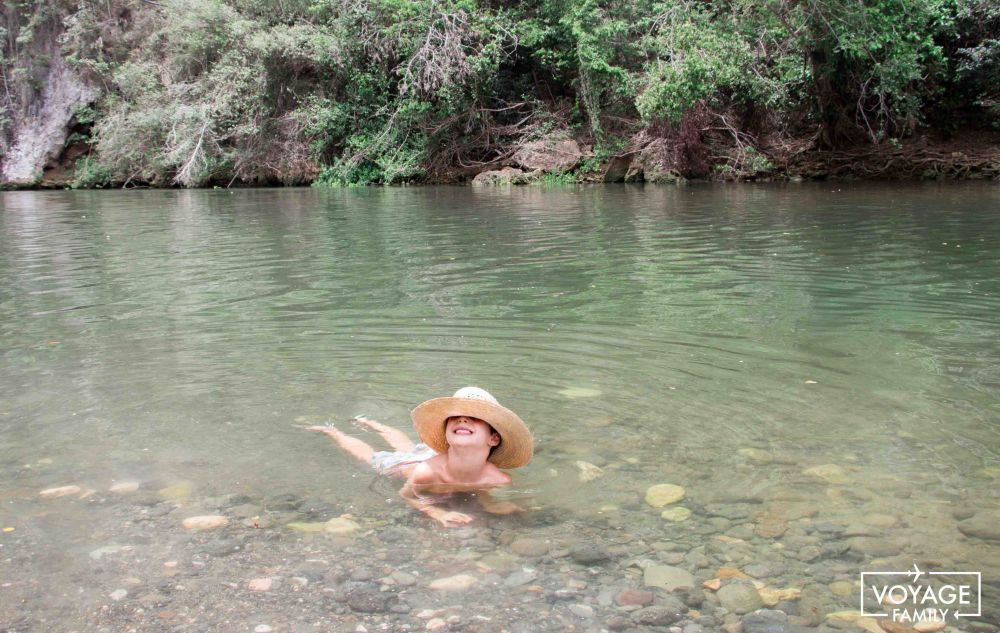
(1, 0, 997, 186)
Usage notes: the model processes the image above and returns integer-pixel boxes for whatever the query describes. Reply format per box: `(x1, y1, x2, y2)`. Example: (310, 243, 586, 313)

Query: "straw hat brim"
(410, 397, 533, 469)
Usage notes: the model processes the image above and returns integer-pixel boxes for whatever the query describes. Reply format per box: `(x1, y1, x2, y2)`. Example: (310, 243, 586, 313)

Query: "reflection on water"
(1, 184, 998, 629)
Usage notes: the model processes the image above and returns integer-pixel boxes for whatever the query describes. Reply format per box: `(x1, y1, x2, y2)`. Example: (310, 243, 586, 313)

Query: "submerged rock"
(39, 485, 82, 499)
(661, 507, 692, 522)
(645, 484, 686, 507)
(510, 538, 549, 557)
(643, 565, 695, 591)
(802, 464, 848, 484)
(429, 574, 478, 592)
(181, 515, 228, 531)
(716, 581, 763, 614)
(957, 511, 1000, 540)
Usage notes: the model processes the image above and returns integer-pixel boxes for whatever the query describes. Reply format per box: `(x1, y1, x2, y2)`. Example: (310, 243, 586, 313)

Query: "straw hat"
(411, 387, 533, 469)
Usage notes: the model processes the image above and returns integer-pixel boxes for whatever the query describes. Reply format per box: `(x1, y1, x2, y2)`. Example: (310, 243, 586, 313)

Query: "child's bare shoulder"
(482, 464, 513, 486)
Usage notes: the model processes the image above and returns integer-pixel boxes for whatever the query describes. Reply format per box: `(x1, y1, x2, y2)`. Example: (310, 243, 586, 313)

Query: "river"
(1, 184, 997, 631)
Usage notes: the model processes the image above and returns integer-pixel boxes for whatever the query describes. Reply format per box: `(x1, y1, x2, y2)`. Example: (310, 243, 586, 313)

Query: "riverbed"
(0, 184, 997, 632)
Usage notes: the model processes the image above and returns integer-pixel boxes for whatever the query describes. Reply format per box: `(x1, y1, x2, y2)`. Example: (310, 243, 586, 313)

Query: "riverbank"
(14, 130, 1000, 190)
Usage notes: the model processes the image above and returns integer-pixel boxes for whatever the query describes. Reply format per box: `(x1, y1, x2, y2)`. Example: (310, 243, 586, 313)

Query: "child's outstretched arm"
(399, 463, 473, 528)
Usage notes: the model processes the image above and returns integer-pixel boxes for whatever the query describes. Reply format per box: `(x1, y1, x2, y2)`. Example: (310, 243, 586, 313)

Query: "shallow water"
(1, 184, 998, 631)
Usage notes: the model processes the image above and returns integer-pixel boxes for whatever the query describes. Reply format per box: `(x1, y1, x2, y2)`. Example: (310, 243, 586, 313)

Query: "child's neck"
(445, 445, 491, 482)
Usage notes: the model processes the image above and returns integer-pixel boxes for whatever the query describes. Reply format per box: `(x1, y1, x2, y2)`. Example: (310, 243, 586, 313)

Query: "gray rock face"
(958, 511, 1000, 540)
(510, 134, 583, 173)
(471, 167, 538, 186)
(1, 54, 96, 186)
(716, 581, 763, 614)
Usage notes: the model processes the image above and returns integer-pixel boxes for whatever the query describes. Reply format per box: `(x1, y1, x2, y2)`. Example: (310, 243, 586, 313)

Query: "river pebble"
(429, 573, 477, 591)
(957, 511, 1000, 540)
(39, 485, 81, 499)
(569, 542, 612, 565)
(645, 484, 686, 507)
(643, 565, 695, 591)
(511, 537, 549, 557)
(716, 581, 763, 614)
(802, 464, 847, 484)
(181, 515, 229, 531)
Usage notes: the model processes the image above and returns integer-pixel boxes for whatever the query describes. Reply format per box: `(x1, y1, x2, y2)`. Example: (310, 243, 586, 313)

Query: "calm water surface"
(1, 183, 998, 628)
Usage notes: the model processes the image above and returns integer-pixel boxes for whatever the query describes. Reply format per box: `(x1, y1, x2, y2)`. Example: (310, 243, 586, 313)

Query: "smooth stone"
(254, 626, 273, 633)
(828, 581, 854, 596)
(576, 461, 604, 482)
(157, 482, 194, 500)
(569, 604, 595, 618)
(661, 507, 693, 522)
(570, 542, 612, 565)
(643, 565, 695, 591)
(426, 619, 447, 631)
(511, 538, 549, 557)
(429, 574, 478, 592)
(645, 484, 686, 508)
(632, 602, 685, 626)
(110, 482, 140, 494)
(716, 582, 763, 614)
(617, 589, 654, 606)
(743, 563, 782, 579)
(738, 448, 775, 465)
(287, 522, 327, 533)
(248, 578, 272, 592)
(325, 516, 361, 536)
(957, 511, 1000, 540)
(802, 465, 847, 484)
(181, 515, 228, 531)
(504, 569, 538, 587)
(109, 589, 128, 601)
(344, 582, 395, 613)
(391, 571, 417, 586)
(39, 485, 82, 499)
(742, 609, 788, 633)
(846, 537, 901, 557)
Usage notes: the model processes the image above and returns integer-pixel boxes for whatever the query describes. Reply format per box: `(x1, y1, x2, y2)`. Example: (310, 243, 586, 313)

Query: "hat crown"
(452, 386, 499, 405)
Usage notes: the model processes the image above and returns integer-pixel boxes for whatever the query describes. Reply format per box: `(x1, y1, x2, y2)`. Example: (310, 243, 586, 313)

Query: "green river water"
(0, 184, 997, 632)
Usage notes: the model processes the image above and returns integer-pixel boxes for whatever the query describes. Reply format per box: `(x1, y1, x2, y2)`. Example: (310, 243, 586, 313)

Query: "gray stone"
(643, 565, 695, 591)
(511, 133, 583, 173)
(504, 569, 538, 587)
(471, 167, 538, 186)
(390, 570, 417, 586)
(958, 511, 1000, 541)
(846, 537, 901, 557)
(570, 542, 612, 565)
(632, 605, 684, 626)
(797, 546, 822, 562)
(742, 609, 788, 633)
(511, 538, 549, 557)
(715, 582, 763, 615)
(684, 550, 710, 569)
(568, 604, 595, 618)
(743, 563, 783, 579)
(343, 582, 396, 613)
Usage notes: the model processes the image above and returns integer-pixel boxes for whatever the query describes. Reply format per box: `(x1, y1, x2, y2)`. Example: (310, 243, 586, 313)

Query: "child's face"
(445, 416, 501, 450)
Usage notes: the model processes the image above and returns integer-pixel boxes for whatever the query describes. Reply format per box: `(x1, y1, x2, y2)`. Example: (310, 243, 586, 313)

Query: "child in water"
(308, 387, 533, 527)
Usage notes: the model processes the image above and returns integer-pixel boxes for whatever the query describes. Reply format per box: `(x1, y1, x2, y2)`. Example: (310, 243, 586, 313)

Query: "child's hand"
(434, 511, 474, 527)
